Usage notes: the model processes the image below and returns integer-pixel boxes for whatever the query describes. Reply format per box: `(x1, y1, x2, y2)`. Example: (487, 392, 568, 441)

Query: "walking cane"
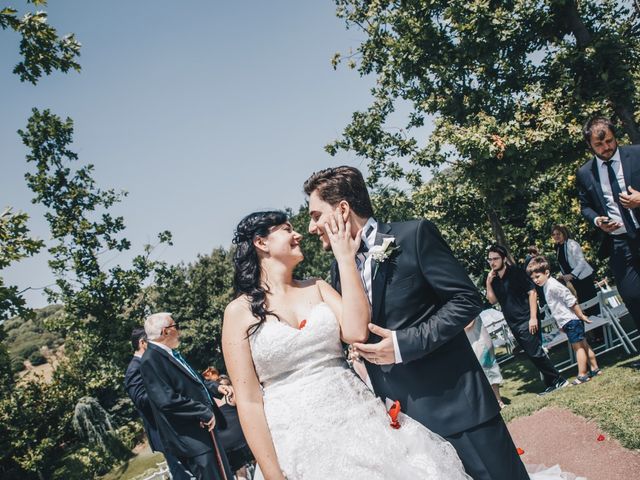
(208, 428, 229, 480)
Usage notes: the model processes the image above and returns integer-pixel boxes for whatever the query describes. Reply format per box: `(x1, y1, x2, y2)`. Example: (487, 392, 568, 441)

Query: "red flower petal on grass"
(388, 400, 401, 429)
(516, 448, 525, 455)
(597, 434, 605, 442)
(298, 319, 307, 330)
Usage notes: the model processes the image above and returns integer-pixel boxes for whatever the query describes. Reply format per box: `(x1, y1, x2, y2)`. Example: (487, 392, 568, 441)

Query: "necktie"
(604, 160, 637, 237)
(172, 350, 214, 405)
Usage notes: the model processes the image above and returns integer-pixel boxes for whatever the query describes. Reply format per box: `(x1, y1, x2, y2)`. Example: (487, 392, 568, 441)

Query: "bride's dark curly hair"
(232, 210, 288, 335)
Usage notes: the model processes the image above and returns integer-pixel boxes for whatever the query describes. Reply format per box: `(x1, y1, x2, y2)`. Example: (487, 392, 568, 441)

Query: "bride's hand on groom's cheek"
(324, 209, 361, 260)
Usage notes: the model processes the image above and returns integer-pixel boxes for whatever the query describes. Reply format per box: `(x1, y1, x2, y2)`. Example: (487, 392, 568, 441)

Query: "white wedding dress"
(249, 303, 584, 480)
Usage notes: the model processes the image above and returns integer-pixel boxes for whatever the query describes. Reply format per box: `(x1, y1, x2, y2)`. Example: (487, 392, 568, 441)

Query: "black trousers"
(509, 321, 563, 387)
(445, 414, 529, 480)
(572, 274, 600, 316)
(610, 235, 640, 332)
(179, 446, 232, 480)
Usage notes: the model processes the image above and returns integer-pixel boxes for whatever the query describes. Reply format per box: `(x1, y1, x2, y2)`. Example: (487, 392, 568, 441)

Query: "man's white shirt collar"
(149, 340, 173, 355)
(361, 217, 378, 249)
(596, 148, 621, 166)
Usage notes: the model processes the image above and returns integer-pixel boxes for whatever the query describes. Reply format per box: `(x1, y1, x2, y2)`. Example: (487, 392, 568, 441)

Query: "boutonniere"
(369, 237, 399, 277)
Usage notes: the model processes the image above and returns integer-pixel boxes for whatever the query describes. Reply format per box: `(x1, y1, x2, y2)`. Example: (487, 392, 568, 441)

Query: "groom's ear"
(337, 200, 350, 221)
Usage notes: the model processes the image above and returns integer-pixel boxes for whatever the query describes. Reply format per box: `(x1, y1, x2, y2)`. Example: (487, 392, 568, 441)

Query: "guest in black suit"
(140, 312, 233, 480)
(304, 166, 529, 480)
(124, 328, 191, 480)
(576, 116, 640, 333)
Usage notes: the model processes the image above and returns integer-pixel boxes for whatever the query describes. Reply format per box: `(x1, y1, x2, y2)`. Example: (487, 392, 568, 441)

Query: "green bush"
(28, 351, 46, 366)
(10, 356, 25, 373)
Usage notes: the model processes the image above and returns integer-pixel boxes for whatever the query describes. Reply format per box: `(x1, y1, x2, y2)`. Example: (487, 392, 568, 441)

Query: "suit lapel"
(620, 147, 633, 191)
(590, 157, 607, 212)
(149, 343, 201, 384)
(371, 223, 393, 325)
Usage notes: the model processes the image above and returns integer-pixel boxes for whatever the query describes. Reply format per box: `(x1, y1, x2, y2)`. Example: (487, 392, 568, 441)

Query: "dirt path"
(507, 407, 640, 480)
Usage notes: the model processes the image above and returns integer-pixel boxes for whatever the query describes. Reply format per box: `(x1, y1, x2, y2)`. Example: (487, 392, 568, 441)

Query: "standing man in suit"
(125, 327, 192, 480)
(576, 116, 640, 333)
(140, 312, 233, 480)
(304, 166, 529, 480)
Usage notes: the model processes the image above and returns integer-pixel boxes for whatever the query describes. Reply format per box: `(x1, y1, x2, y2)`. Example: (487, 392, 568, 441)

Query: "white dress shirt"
(358, 218, 403, 364)
(542, 277, 579, 329)
(595, 149, 640, 232)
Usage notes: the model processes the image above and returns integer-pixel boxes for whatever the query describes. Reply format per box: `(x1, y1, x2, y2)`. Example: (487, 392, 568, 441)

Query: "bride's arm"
(222, 301, 286, 480)
(318, 210, 370, 344)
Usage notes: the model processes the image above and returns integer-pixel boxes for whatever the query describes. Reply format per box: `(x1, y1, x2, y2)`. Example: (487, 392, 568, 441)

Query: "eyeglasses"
(486, 257, 502, 263)
(164, 323, 180, 331)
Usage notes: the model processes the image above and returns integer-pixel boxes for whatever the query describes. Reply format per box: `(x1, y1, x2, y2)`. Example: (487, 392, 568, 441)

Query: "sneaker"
(537, 378, 569, 396)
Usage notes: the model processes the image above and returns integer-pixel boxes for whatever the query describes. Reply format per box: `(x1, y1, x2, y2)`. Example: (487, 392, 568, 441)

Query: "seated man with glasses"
(140, 312, 233, 480)
(485, 245, 568, 395)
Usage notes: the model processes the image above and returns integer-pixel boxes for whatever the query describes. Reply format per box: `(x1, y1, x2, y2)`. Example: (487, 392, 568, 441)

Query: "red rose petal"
(298, 319, 307, 330)
(516, 447, 525, 455)
(597, 434, 605, 442)
(388, 400, 401, 429)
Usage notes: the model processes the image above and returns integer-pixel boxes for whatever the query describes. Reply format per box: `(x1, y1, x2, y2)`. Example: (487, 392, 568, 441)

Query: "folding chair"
(540, 294, 634, 372)
(598, 288, 638, 354)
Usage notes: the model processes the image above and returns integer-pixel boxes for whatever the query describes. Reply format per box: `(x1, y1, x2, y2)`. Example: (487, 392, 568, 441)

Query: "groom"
(304, 166, 528, 480)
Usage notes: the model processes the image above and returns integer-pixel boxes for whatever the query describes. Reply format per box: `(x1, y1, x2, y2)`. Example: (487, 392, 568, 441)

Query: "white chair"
(540, 293, 635, 372)
(598, 288, 638, 353)
(480, 308, 516, 364)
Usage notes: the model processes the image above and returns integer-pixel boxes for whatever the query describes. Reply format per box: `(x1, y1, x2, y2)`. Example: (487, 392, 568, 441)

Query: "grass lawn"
(100, 443, 165, 480)
(499, 344, 640, 450)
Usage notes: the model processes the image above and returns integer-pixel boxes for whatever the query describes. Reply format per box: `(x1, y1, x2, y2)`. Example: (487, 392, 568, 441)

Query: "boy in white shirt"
(526, 256, 601, 385)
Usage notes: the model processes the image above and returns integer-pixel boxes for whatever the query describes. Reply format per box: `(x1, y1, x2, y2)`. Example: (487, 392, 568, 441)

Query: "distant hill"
(3, 305, 65, 373)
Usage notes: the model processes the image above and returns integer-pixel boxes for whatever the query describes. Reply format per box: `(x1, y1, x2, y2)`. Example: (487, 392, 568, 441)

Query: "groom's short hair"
(303, 166, 374, 218)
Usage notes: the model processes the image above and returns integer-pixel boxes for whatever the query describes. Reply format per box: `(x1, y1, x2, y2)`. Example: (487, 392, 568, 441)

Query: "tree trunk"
(486, 208, 516, 265)
(561, 1, 640, 143)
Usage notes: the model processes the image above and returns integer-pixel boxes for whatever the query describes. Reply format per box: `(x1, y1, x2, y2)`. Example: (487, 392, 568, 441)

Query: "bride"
(221, 210, 581, 480)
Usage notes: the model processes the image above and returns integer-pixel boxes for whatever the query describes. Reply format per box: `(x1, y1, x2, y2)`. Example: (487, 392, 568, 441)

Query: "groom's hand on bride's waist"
(353, 323, 396, 365)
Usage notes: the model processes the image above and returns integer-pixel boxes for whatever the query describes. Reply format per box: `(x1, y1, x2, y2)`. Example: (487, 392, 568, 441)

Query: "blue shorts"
(563, 319, 585, 344)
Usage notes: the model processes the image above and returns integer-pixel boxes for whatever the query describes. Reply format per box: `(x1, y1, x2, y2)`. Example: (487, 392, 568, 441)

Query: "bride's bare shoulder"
(224, 296, 254, 328)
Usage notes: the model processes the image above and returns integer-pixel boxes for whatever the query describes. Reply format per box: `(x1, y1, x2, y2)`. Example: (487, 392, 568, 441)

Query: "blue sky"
(2, 1, 423, 307)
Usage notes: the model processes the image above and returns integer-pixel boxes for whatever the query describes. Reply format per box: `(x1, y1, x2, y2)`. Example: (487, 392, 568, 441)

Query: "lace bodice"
(249, 303, 345, 390)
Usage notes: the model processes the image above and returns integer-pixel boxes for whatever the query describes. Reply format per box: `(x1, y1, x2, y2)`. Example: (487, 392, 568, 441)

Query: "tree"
(1, 0, 80, 84)
(154, 248, 234, 371)
(330, 0, 640, 252)
(0, 208, 43, 321)
(0, 108, 172, 479)
(19, 108, 171, 369)
(0, 208, 44, 397)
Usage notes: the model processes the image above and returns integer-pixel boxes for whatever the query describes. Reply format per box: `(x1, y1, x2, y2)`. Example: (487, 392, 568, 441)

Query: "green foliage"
(154, 248, 234, 371)
(0, 207, 44, 321)
(1, 1, 81, 84)
(289, 205, 333, 281)
(27, 349, 46, 366)
(0, 108, 171, 478)
(5, 306, 63, 368)
(330, 0, 640, 254)
(19, 108, 171, 367)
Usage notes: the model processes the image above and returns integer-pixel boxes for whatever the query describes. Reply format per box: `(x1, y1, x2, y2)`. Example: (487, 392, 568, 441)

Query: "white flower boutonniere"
(368, 237, 399, 277)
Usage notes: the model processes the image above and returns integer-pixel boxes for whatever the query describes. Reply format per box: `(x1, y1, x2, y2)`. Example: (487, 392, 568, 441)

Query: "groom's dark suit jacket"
(332, 219, 498, 437)
(577, 144, 640, 258)
(139, 343, 226, 458)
